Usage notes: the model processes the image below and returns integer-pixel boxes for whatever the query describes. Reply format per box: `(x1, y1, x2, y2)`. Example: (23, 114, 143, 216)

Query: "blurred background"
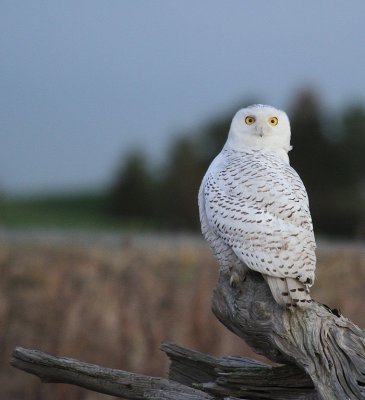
(1, 1, 365, 399)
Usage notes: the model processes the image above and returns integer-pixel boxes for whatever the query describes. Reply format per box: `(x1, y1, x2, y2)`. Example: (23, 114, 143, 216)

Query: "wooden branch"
(161, 342, 318, 400)
(10, 346, 214, 400)
(11, 343, 318, 400)
(211, 270, 365, 400)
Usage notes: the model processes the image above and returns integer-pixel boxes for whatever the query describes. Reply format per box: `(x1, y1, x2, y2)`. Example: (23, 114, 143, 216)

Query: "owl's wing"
(203, 151, 316, 284)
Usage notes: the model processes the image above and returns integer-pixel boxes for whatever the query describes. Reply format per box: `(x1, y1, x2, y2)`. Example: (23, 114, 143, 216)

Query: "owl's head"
(227, 104, 292, 156)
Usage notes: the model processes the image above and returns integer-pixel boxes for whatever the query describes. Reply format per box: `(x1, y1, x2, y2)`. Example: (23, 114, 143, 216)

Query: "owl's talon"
(230, 272, 240, 287)
(230, 269, 247, 287)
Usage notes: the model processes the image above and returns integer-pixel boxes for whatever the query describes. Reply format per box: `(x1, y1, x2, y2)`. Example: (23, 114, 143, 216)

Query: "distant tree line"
(108, 91, 365, 238)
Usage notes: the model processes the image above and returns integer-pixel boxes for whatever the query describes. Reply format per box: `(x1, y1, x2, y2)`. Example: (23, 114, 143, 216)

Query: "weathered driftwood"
(11, 343, 317, 400)
(10, 269, 365, 399)
(162, 342, 317, 400)
(10, 346, 213, 400)
(211, 270, 365, 400)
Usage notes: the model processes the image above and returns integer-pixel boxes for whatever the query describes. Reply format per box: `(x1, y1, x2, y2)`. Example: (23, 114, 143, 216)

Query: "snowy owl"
(198, 104, 316, 308)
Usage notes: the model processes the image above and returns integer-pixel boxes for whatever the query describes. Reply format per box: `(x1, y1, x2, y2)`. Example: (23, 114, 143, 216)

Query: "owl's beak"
(257, 126, 265, 137)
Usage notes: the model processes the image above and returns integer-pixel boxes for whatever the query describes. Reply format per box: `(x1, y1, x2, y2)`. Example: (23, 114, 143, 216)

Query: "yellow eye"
(268, 116, 278, 126)
(245, 116, 256, 125)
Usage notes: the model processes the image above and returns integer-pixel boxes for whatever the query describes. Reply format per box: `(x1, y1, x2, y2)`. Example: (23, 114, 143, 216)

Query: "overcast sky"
(1, 1, 365, 195)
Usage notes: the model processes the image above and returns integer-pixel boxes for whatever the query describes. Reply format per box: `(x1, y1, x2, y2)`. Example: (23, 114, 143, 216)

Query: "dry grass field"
(0, 233, 364, 400)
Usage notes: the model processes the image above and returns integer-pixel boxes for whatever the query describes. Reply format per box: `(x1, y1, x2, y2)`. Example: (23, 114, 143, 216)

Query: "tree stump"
(10, 269, 365, 399)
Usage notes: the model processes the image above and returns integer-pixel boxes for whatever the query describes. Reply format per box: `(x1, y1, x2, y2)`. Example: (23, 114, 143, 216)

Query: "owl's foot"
(229, 266, 248, 288)
(230, 271, 241, 288)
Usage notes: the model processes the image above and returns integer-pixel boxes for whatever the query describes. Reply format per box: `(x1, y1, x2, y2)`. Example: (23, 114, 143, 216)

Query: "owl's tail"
(265, 276, 312, 308)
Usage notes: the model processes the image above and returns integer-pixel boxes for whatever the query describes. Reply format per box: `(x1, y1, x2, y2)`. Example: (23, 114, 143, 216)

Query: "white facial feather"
(226, 105, 292, 162)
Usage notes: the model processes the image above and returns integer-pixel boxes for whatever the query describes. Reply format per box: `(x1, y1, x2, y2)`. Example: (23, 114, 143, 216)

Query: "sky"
(1, 1, 365, 195)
